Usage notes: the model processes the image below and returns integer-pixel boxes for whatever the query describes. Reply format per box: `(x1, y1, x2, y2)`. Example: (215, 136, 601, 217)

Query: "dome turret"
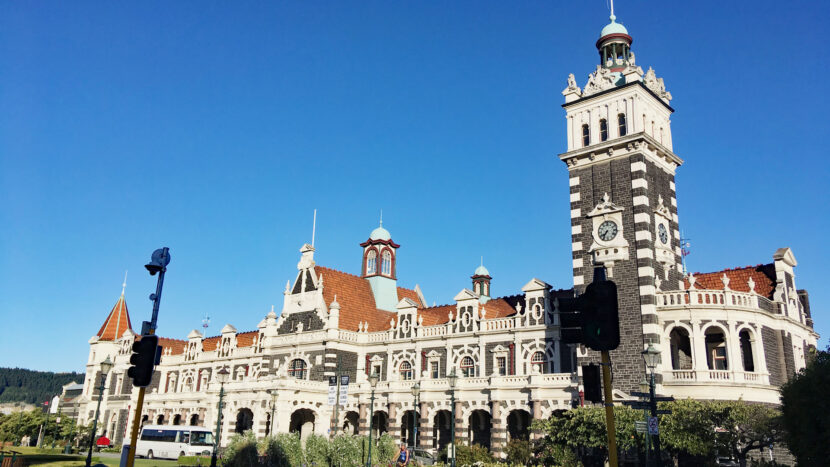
(596, 10, 633, 72)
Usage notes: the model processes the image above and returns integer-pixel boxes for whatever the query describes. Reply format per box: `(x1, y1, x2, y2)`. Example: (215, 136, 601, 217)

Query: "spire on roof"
(95, 278, 133, 341)
(121, 270, 128, 296)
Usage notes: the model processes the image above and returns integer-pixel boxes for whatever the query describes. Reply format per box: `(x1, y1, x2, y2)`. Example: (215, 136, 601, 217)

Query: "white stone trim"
(572, 241, 583, 251)
(570, 192, 581, 202)
(638, 266, 655, 277)
(669, 181, 675, 191)
(573, 275, 585, 286)
(631, 161, 647, 173)
(570, 176, 580, 186)
(635, 231, 651, 241)
(636, 248, 654, 259)
(633, 195, 650, 206)
(573, 258, 583, 268)
(631, 178, 648, 189)
(634, 213, 651, 224)
(571, 224, 582, 235)
(571, 208, 581, 218)
(639, 285, 656, 296)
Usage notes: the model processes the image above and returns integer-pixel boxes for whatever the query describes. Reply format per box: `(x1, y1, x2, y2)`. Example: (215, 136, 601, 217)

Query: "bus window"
(190, 431, 214, 446)
(178, 431, 190, 444)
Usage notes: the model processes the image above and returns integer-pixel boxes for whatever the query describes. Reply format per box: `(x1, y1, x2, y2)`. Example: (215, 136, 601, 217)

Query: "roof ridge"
(694, 263, 773, 275)
(316, 264, 419, 294)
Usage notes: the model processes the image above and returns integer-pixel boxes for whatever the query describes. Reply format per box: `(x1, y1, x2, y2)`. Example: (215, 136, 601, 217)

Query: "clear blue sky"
(1, 1, 827, 372)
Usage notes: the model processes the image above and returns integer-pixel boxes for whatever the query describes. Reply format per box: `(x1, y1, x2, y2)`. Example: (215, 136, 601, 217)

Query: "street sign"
(634, 421, 647, 433)
(654, 396, 675, 402)
(630, 392, 650, 398)
(327, 376, 337, 406)
(648, 416, 659, 435)
(622, 401, 650, 409)
(339, 375, 349, 406)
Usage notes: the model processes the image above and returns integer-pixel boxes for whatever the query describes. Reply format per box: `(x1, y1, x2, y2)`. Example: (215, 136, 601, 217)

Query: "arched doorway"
(507, 410, 531, 441)
(172, 414, 182, 426)
(401, 410, 419, 447)
(468, 410, 491, 450)
(739, 329, 755, 372)
(289, 409, 316, 440)
(235, 408, 254, 434)
(670, 328, 693, 370)
(342, 411, 359, 435)
(189, 414, 200, 426)
(433, 410, 452, 452)
(370, 411, 388, 438)
(141, 415, 148, 428)
(156, 414, 165, 425)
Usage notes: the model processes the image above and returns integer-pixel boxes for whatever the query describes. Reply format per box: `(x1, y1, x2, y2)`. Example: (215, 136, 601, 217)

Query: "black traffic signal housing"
(556, 268, 620, 351)
(127, 335, 161, 387)
(582, 364, 603, 403)
(580, 279, 620, 351)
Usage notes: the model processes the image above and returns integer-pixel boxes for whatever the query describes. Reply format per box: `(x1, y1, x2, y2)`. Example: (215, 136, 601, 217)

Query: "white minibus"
(134, 425, 214, 460)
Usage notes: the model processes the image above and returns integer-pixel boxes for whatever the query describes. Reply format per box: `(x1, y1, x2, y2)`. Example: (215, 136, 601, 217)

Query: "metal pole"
(40, 405, 50, 448)
(450, 390, 456, 467)
(333, 355, 341, 437)
(269, 401, 276, 437)
(210, 383, 225, 467)
(649, 372, 663, 466)
(366, 389, 375, 467)
(127, 248, 169, 467)
(600, 351, 618, 467)
(85, 374, 106, 467)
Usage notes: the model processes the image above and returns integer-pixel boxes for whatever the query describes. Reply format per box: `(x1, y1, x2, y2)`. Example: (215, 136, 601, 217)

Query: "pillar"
(490, 402, 506, 458)
(388, 403, 399, 443)
(358, 403, 368, 436)
(418, 401, 432, 450)
(454, 400, 466, 445)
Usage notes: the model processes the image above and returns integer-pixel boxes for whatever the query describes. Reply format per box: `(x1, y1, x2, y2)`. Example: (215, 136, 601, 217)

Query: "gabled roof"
(685, 264, 776, 299)
(316, 266, 422, 332)
(96, 294, 133, 341)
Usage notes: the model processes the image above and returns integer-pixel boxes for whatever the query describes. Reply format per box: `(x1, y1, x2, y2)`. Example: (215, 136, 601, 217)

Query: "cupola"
(360, 218, 400, 311)
(596, 8, 632, 72)
(472, 259, 492, 303)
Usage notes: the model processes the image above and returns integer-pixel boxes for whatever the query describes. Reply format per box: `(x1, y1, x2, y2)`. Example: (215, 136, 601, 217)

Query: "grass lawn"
(0, 447, 178, 466)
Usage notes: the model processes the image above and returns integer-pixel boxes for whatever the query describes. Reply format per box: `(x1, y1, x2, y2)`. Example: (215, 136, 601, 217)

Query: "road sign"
(339, 375, 349, 406)
(634, 421, 647, 433)
(648, 416, 659, 435)
(327, 376, 337, 406)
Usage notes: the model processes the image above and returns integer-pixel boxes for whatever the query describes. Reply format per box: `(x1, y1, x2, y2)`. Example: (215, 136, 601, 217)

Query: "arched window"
(399, 361, 413, 380)
(582, 124, 590, 147)
(705, 327, 728, 370)
(366, 250, 377, 275)
(599, 119, 608, 142)
(381, 250, 392, 276)
(460, 356, 476, 377)
(288, 359, 307, 379)
(531, 352, 546, 373)
(739, 330, 755, 372)
(618, 113, 627, 137)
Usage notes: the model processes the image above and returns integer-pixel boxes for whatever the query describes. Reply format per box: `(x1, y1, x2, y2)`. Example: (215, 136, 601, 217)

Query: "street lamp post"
(267, 389, 278, 436)
(85, 357, 113, 467)
(210, 368, 230, 467)
(639, 377, 650, 467)
(410, 382, 420, 449)
(447, 370, 458, 467)
(642, 344, 663, 467)
(366, 372, 379, 467)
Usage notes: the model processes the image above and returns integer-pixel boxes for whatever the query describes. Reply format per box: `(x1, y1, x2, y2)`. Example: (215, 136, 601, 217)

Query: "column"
(418, 401, 432, 450)
(388, 402, 399, 443)
(454, 400, 466, 446)
(691, 320, 708, 375)
(531, 401, 543, 441)
(358, 403, 368, 437)
(490, 402, 506, 459)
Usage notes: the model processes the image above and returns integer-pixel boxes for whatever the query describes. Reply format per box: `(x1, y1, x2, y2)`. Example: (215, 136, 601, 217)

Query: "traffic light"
(580, 279, 620, 351)
(582, 364, 602, 403)
(556, 268, 620, 351)
(127, 335, 160, 387)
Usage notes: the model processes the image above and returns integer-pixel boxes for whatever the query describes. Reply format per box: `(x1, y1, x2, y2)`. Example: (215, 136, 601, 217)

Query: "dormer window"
(582, 124, 590, 147)
(366, 250, 377, 275)
(618, 113, 627, 136)
(381, 250, 392, 276)
(600, 119, 608, 142)
(399, 361, 413, 380)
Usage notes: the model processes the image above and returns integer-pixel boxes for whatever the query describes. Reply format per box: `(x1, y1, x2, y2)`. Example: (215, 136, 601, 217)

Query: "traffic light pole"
(601, 351, 618, 467)
(125, 248, 169, 467)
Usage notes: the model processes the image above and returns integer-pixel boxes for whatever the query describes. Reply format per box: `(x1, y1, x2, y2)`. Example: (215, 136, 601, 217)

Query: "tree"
(659, 399, 717, 460)
(707, 401, 782, 467)
(780, 345, 830, 466)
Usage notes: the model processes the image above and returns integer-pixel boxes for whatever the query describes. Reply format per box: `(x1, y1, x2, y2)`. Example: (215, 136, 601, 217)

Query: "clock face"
(598, 220, 618, 241)
(658, 223, 669, 244)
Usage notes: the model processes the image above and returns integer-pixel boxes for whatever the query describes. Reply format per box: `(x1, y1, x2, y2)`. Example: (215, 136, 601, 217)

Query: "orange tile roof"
(96, 294, 133, 341)
(418, 304, 456, 326)
(236, 331, 259, 348)
(157, 337, 186, 355)
(202, 337, 219, 352)
(685, 264, 776, 299)
(481, 298, 518, 319)
(316, 266, 423, 332)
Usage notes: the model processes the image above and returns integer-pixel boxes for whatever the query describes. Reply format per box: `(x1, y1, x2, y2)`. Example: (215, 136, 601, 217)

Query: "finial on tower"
(311, 209, 317, 248)
(610, 0, 615, 21)
(121, 270, 128, 296)
(379, 209, 383, 227)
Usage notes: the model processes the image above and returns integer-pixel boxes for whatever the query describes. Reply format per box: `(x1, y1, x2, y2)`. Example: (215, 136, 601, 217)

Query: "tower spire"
(610, 0, 615, 19)
(311, 209, 317, 248)
(121, 270, 128, 296)
(379, 209, 383, 227)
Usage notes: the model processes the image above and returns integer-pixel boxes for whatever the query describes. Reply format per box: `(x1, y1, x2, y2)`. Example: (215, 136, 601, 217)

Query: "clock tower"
(559, 10, 684, 392)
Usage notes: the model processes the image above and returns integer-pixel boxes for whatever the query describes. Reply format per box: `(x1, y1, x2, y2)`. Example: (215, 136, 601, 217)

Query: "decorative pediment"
(562, 73, 583, 99)
(490, 344, 509, 354)
(583, 66, 621, 97)
(396, 298, 420, 310)
(454, 289, 479, 302)
(521, 278, 549, 293)
(221, 324, 237, 334)
(643, 67, 672, 102)
(426, 350, 441, 358)
(587, 192, 624, 217)
(773, 247, 797, 267)
(654, 195, 671, 219)
(187, 329, 203, 340)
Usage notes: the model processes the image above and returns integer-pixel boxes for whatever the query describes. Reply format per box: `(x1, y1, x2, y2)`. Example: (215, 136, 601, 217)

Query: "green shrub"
(505, 439, 533, 465)
(221, 431, 258, 467)
(257, 435, 290, 467)
(177, 455, 211, 466)
(438, 442, 495, 465)
(329, 434, 363, 467)
(271, 433, 302, 466)
(303, 434, 329, 465)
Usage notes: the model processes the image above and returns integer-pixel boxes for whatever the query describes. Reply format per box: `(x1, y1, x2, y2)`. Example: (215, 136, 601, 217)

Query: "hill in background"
(0, 368, 84, 405)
